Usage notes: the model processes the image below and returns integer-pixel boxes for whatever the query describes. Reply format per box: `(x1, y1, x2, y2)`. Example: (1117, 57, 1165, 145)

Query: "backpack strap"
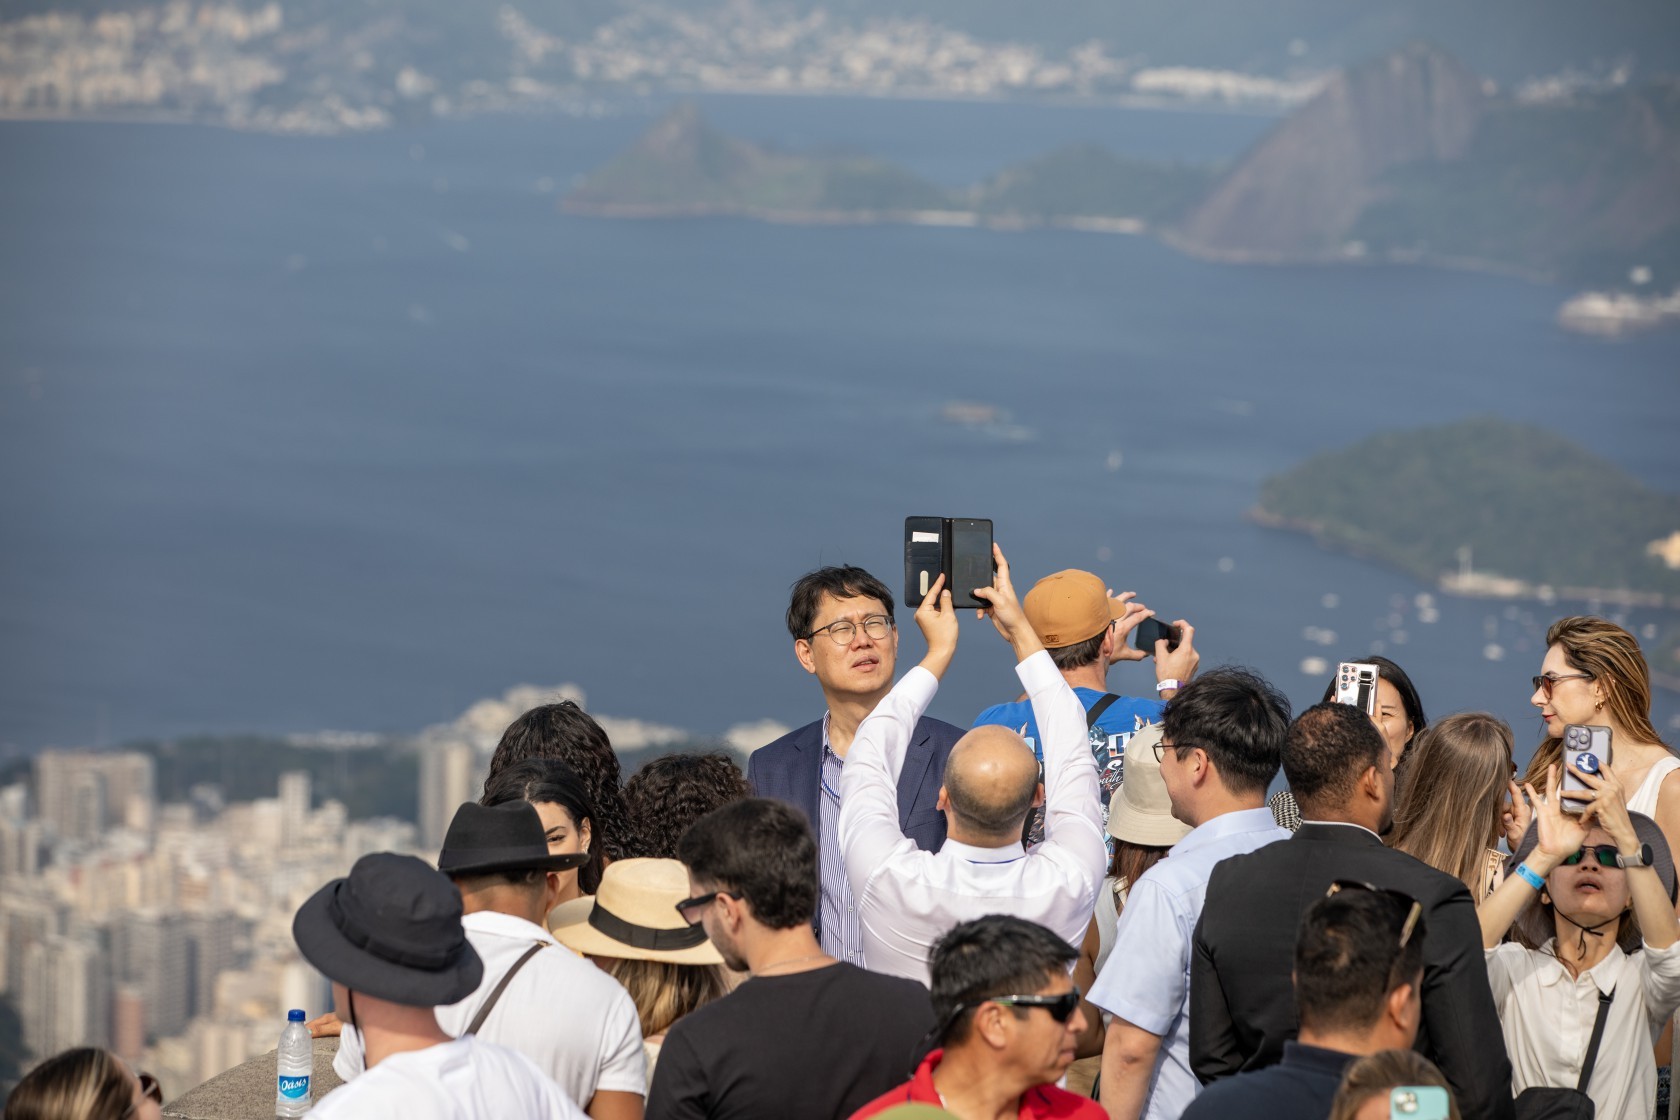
(1576, 985, 1615, 1094)
(1085, 694, 1121, 731)
(465, 942, 546, 1036)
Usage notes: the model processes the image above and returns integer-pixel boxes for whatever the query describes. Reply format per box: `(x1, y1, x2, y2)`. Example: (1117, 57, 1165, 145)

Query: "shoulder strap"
(465, 942, 546, 1036)
(1575, 985, 1615, 1093)
(1085, 694, 1121, 731)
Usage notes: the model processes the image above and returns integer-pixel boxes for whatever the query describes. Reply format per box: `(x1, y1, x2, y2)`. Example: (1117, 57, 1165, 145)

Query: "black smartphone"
(903, 517, 994, 609)
(1132, 616, 1181, 654)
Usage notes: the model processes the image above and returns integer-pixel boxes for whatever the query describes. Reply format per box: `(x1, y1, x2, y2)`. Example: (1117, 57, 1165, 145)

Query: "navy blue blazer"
(748, 714, 960, 935)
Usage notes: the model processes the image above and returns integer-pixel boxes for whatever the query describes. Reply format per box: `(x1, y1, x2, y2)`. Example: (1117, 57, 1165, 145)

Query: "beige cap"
(1106, 724, 1192, 848)
(1023, 569, 1127, 649)
(550, 858, 724, 966)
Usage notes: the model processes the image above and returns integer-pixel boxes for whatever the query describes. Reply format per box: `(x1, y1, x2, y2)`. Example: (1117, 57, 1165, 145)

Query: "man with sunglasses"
(749, 565, 963, 966)
(1189, 702, 1514, 1120)
(850, 916, 1107, 1120)
(1181, 885, 1427, 1120)
(650, 797, 935, 1120)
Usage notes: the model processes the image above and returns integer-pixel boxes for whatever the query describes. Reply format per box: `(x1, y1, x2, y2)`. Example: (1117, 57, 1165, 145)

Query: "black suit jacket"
(747, 714, 960, 938)
(1189, 823, 1515, 1120)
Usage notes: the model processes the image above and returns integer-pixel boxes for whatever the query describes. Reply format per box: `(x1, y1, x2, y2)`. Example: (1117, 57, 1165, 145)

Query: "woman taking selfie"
(1390, 713, 1526, 905)
(1482, 762, 1680, 1120)
(1319, 655, 1428, 771)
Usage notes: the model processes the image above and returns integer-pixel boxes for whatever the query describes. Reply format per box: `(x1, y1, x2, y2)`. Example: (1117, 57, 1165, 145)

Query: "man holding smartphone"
(972, 568, 1199, 822)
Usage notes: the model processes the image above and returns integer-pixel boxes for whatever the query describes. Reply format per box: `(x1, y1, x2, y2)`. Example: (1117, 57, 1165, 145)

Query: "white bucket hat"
(1105, 723, 1192, 848)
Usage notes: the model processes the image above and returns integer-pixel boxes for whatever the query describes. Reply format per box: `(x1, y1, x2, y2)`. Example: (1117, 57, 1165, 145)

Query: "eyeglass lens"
(819, 616, 891, 645)
(1561, 845, 1620, 868)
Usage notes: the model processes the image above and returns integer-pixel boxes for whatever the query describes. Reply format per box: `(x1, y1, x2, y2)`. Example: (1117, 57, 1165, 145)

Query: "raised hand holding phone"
(912, 573, 958, 680)
(970, 543, 1044, 664)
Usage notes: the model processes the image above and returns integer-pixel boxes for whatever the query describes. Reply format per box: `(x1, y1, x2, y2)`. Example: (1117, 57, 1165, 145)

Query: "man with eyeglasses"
(650, 797, 935, 1120)
(1180, 885, 1428, 1120)
(972, 568, 1199, 830)
(1089, 667, 1292, 1120)
(749, 565, 964, 966)
(850, 915, 1107, 1120)
(1189, 702, 1515, 1120)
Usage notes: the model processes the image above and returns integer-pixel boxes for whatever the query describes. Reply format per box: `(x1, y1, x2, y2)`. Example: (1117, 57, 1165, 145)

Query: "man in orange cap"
(972, 569, 1199, 831)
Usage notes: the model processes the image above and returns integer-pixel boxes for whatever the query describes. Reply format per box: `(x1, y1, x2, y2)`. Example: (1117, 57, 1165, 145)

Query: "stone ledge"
(164, 1038, 344, 1120)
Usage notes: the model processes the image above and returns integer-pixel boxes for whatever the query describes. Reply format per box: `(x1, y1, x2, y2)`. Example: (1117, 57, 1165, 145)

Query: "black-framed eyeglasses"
(1152, 738, 1194, 764)
(1532, 672, 1592, 699)
(1562, 844, 1621, 869)
(803, 615, 893, 646)
(1325, 880, 1423, 951)
(674, 890, 742, 926)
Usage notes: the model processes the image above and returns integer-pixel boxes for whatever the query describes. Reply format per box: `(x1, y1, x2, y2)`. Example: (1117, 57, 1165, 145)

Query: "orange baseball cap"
(1022, 569, 1126, 649)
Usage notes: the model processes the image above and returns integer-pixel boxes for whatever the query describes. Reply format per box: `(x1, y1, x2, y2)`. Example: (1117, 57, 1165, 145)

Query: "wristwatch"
(1615, 844, 1655, 869)
(1155, 680, 1184, 694)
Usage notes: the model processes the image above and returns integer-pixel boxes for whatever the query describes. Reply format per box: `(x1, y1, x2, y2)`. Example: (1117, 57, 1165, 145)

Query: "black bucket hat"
(292, 852, 483, 1006)
(437, 801, 590, 878)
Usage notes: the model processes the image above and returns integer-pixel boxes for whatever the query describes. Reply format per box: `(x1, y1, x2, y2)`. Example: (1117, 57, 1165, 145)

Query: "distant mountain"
(972, 146, 1214, 224)
(563, 103, 956, 217)
(1173, 43, 1680, 286)
(1255, 418, 1680, 604)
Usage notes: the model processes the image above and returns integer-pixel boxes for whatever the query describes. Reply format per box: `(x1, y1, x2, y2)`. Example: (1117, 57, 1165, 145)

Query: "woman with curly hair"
(622, 752, 751, 859)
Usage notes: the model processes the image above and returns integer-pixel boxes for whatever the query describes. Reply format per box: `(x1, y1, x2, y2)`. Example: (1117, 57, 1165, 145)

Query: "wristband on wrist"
(1155, 679, 1183, 694)
(1513, 863, 1545, 891)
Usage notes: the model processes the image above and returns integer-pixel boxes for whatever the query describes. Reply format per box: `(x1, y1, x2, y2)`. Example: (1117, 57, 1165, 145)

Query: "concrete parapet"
(164, 1038, 343, 1119)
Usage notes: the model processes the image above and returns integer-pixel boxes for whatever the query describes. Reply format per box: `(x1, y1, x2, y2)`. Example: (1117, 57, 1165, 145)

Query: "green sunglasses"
(1561, 844, 1621, 869)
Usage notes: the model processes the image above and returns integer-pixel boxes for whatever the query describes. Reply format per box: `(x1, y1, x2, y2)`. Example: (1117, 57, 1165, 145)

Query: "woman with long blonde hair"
(1390, 713, 1522, 904)
(4, 1048, 162, 1120)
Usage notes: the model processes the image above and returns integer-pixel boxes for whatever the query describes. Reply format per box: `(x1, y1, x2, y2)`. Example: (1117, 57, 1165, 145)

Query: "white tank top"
(1628, 753, 1680, 817)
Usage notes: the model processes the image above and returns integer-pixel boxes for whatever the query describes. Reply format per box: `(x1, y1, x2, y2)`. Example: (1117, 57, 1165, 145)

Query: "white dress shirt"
(1087, 806, 1288, 1120)
(335, 910, 646, 1107)
(838, 650, 1107, 984)
(315, 1035, 585, 1120)
(1487, 937, 1680, 1120)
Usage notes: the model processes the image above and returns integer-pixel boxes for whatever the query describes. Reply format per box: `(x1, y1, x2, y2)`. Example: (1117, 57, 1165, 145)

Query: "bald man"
(838, 546, 1108, 984)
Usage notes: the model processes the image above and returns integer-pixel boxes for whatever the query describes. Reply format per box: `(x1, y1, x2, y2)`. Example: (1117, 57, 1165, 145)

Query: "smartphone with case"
(1561, 724, 1613, 810)
(1390, 1086, 1450, 1120)
(1132, 617, 1182, 655)
(903, 517, 994, 609)
(1335, 661, 1380, 717)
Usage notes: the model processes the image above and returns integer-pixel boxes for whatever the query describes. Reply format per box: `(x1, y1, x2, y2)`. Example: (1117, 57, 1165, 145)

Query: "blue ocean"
(1, 95, 1676, 757)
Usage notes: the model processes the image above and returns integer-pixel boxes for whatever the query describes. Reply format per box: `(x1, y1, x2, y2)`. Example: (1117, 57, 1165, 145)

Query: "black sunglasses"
(1562, 844, 1621, 869)
(674, 890, 742, 926)
(122, 1071, 163, 1117)
(931, 985, 1081, 1043)
(1325, 880, 1423, 950)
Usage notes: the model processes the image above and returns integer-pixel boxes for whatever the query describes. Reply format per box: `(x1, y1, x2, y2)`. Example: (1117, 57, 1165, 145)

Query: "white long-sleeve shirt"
(838, 650, 1107, 984)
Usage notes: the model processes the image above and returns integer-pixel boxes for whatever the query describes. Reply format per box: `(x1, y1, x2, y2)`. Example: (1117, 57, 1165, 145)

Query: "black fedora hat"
(292, 852, 483, 1006)
(437, 801, 590, 878)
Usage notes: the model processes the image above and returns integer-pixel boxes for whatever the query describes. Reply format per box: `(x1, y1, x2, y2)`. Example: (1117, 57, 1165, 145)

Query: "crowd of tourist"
(9, 544, 1680, 1120)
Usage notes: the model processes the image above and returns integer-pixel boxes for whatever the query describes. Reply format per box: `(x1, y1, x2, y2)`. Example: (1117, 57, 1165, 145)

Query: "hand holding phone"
(1561, 724, 1613, 811)
(1132, 616, 1181, 655)
(904, 517, 995, 609)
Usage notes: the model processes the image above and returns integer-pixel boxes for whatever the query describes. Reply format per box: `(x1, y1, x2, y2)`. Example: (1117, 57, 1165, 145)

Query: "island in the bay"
(566, 43, 1680, 330)
(1252, 418, 1680, 609)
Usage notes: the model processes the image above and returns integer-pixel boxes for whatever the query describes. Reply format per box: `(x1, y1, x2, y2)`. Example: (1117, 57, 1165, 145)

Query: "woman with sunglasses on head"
(1481, 759, 1680, 1120)
(4, 1048, 163, 1120)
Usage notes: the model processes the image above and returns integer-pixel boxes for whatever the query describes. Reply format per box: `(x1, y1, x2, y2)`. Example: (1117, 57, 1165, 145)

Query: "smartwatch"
(1615, 844, 1655, 870)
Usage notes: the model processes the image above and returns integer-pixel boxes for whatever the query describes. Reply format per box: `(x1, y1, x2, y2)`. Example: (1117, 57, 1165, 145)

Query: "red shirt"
(848, 1049, 1107, 1120)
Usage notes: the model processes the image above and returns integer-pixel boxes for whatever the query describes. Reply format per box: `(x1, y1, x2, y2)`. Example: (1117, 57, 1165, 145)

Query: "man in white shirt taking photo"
(839, 544, 1109, 984)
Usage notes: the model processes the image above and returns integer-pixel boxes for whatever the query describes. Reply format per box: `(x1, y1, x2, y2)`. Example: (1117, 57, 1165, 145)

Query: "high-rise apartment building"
(20, 934, 110, 1055)
(418, 740, 482, 850)
(34, 751, 156, 842)
(0, 893, 61, 995)
(277, 771, 311, 847)
(115, 912, 193, 1041)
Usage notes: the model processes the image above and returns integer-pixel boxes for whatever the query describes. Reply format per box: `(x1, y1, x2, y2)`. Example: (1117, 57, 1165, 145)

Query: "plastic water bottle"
(275, 1009, 312, 1116)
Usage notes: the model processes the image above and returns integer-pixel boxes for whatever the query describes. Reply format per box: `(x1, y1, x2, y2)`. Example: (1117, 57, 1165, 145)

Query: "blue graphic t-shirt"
(973, 688, 1166, 814)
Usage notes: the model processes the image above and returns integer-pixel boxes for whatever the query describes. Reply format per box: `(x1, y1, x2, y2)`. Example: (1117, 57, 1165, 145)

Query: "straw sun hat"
(550, 857, 724, 966)
(1105, 723, 1192, 848)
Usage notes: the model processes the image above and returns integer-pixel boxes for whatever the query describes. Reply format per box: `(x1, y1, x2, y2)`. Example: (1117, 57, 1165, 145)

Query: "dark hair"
(1295, 889, 1426, 1035)
(1320, 656, 1428, 755)
(1047, 628, 1107, 672)
(676, 798, 818, 930)
(481, 758, 604, 893)
(486, 702, 631, 861)
(1284, 703, 1388, 814)
(1160, 667, 1290, 798)
(623, 752, 752, 860)
(930, 916, 1078, 1046)
(786, 566, 895, 640)
(4, 1047, 132, 1120)
(449, 868, 548, 892)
